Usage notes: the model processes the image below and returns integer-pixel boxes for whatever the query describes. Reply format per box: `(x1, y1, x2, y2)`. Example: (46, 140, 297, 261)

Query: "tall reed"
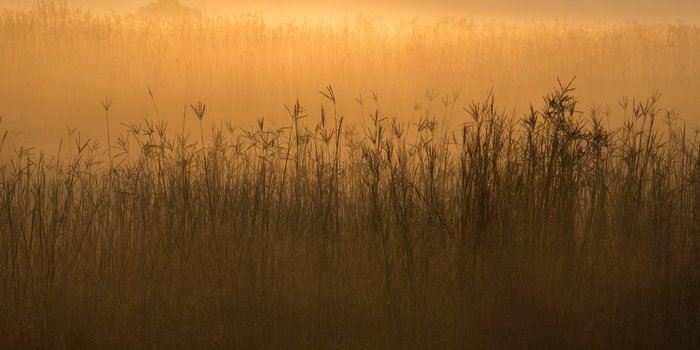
(0, 82, 697, 348)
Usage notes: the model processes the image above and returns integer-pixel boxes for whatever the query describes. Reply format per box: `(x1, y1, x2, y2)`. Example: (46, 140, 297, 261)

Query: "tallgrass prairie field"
(0, 1, 699, 348)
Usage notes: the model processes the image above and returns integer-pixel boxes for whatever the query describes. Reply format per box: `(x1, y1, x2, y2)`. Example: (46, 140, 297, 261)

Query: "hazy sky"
(2, 0, 699, 19)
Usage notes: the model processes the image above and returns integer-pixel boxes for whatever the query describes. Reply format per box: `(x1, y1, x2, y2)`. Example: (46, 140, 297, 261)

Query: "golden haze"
(0, 1, 699, 152)
(0, 2, 699, 348)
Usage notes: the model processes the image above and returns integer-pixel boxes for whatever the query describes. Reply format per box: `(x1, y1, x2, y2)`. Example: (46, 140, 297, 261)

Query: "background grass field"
(1, 1, 700, 151)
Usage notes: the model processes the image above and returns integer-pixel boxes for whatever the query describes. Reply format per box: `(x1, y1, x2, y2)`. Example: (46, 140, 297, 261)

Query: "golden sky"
(2, 0, 699, 19)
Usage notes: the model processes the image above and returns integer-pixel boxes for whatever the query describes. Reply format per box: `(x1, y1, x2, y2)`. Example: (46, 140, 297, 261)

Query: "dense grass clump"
(0, 83, 698, 348)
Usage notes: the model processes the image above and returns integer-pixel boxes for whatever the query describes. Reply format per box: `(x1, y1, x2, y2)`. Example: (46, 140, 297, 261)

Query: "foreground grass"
(0, 83, 698, 348)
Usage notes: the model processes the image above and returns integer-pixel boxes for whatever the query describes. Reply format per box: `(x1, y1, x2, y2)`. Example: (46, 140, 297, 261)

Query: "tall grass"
(0, 80, 698, 348)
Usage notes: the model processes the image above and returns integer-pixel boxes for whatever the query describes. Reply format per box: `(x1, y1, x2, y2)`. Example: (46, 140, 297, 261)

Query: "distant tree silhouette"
(138, 0, 202, 19)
